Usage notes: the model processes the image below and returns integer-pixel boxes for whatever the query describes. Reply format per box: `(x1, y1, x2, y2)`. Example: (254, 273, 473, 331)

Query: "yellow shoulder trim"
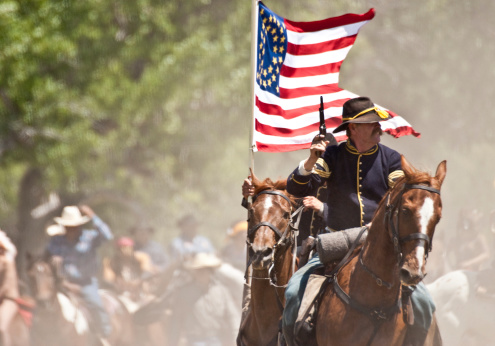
(316, 158, 329, 172)
(314, 169, 331, 178)
(388, 170, 404, 188)
(315, 158, 331, 178)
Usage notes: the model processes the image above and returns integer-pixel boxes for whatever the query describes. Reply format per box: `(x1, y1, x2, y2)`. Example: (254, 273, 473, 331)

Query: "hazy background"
(1, 0, 494, 277)
(1, 1, 494, 345)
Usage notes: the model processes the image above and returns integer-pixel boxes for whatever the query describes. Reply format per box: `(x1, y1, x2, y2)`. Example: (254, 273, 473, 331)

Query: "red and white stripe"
(253, 6, 420, 153)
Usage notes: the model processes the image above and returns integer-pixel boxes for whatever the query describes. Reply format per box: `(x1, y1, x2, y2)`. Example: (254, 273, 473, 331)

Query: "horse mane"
(401, 166, 435, 186)
(253, 177, 286, 194)
(0, 230, 17, 262)
(376, 163, 436, 214)
(251, 175, 298, 205)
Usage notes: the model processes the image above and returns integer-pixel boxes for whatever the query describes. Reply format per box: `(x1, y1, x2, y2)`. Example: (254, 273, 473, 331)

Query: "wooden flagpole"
(248, 0, 259, 173)
(244, 0, 260, 290)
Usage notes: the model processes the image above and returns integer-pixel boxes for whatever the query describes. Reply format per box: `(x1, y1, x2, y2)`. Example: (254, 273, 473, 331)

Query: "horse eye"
(283, 211, 290, 219)
(401, 208, 411, 216)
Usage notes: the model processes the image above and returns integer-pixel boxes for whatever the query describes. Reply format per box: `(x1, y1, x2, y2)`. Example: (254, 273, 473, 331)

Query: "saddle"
(293, 268, 328, 346)
(293, 227, 368, 346)
(293, 226, 413, 344)
(56, 291, 93, 334)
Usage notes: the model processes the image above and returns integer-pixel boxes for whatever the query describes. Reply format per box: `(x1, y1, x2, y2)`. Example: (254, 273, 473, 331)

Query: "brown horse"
(237, 173, 300, 346)
(27, 256, 134, 346)
(315, 156, 446, 345)
(0, 231, 30, 346)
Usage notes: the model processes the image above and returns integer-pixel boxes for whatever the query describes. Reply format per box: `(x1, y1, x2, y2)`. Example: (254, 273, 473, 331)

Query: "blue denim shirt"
(47, 216, 113, 285)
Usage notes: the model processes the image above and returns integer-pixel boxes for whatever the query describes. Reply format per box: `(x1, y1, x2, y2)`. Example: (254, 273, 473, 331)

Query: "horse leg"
(236, 306, 253, 346)
(0, 300, 18, 346)
(424, 314, 443, 346)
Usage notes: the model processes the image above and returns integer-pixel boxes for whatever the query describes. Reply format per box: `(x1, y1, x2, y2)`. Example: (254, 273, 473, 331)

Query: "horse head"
(247, 171, 296, 272)
(26, 256, 58, 306)
(389, 156, 446, 285)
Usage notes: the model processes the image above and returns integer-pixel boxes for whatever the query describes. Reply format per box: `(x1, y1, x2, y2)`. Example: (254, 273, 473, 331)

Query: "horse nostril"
(400, 268, 412, 281)
(400, 267, 424, 284)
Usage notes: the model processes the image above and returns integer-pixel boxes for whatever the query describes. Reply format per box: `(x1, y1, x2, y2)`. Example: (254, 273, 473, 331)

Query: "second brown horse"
(237, 173, 299, 346)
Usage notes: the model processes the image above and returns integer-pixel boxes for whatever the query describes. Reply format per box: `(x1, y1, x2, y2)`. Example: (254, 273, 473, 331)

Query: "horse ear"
(434, 160, 447, 187)
(250, 168, 261, 187)
(400, 155, 414, 179)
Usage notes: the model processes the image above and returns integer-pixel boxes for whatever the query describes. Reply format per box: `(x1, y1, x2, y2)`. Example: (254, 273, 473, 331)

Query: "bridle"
(247, 190, 294, 241)
(29, 261, 59, 310)
(332, 182, 441, 346)
(358, 183, 441, 289)
(245, 189, 303, 307)
(386, 183, 440, 266)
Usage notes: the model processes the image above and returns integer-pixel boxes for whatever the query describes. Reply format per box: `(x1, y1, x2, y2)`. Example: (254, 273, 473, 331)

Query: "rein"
(358, 183, 441, 289)
(332, 183, 441, 346)
(386, 183, 440, 265)
(245, 189, 303, 310)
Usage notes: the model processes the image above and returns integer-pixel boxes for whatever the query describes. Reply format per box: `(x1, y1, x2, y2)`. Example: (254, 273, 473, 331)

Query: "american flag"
(252, 2, 420, 153)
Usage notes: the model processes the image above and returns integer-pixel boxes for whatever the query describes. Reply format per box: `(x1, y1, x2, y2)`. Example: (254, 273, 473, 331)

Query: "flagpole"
(244, 0, 260, 290)
(248, 0, 259, 173)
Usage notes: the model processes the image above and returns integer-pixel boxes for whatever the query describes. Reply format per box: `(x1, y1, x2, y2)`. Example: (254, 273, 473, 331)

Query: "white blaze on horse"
(313, 156, 446, 345)
(427, 269, 495, 345)
(237, 173, 300, 346)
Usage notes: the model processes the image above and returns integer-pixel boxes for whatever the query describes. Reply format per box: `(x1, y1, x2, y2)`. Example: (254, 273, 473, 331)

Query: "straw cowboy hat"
(333, 96, 391, 134)
(46, 224, 66, 236)
(184, 252, 222, 270)
(54, 206, 91, 227)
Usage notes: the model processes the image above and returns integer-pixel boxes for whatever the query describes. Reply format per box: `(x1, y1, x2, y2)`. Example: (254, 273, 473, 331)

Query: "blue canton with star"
(257, 3, 288, 97)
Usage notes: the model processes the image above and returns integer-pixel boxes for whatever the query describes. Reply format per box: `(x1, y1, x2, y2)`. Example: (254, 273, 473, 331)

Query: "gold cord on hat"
(342, 106, 390, 121)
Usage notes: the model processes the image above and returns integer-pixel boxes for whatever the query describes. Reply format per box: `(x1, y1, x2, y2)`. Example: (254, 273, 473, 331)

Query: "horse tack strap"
(248, 221, 285, 239)
(332, 276, 398, 322)
(291, 206, 304, 275)
(252, 189, 292, 206)
(386, 182, 440, 256)
(358, 253, 393, 289)
(400, 233, 430, 244)
(403, 184, 440, 195)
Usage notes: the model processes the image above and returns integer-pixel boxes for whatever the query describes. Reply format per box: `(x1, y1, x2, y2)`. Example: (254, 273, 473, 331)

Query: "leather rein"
(357, 183, 441, 289)
(331, 183, 441, 345)
(245, 190, 303, 309)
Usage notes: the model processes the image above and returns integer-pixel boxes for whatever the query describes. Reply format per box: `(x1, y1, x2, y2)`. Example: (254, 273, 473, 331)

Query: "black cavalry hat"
(333, 96, 391, 134)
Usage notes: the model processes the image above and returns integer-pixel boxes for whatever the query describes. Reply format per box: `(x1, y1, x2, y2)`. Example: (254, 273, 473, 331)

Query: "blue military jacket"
(287, 140, 403, 231)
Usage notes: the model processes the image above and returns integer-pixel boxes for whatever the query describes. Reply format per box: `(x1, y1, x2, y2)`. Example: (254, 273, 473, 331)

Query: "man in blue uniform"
(282, 96, 434, 345)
